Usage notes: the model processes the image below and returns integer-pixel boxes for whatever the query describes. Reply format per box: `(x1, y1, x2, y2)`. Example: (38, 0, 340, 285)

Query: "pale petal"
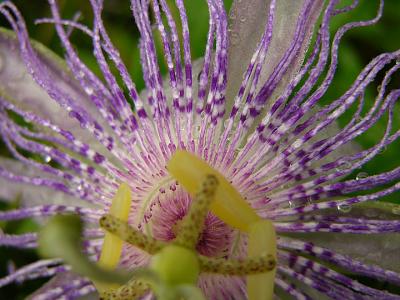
(290, 232, 400, 273)
(225, 0, 324, 114)
(0, 28, 111, 156)
(0, 157, 92, 208)
(286, 202, 400, 273)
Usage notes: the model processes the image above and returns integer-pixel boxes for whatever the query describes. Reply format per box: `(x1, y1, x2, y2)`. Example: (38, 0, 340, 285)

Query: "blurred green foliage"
(0, 0, 399, 298)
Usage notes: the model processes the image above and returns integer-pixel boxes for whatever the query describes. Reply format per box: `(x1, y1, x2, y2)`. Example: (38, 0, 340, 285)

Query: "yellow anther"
(247, 220, 276, 300)
(167, 150, 260, 232)
(97, 182, 132, 292)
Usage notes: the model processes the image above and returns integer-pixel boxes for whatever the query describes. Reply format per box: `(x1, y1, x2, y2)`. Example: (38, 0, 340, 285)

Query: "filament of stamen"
(97, 182, 132, 292)
(199, 254, 276, 275)
(248, 220, 276, 300)
(99, 279, 149, 300)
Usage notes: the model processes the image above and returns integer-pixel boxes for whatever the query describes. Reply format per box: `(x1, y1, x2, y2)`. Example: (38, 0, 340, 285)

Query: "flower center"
(97, 150, 277, 300)
(151, 189, 234, 257)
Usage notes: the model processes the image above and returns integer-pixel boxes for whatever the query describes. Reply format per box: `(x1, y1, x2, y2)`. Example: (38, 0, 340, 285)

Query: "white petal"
(289, 202, 400, 273)
(0, 28, 112, 157)
(0, 157, 92, 208)
(225, 0, 324, 115)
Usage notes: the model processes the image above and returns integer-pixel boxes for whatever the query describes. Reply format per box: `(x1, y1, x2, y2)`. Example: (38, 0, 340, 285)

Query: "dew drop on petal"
(356, 172, 368, 180)
(230, 32, 241, 45)
(336, 160, 352, 172)
(378, 145, 387, 154)
(223, 119, 230, 129)
(337, 203, 352, 213)
(85, 87, 94, 95)
(365, 208, 379, 218)
(7, 260, 16, 275)
(0, 52, 3, 73)
(229, 9, 236, 20)
(392, 206, 400, 215)
(43, 155, 52, 163)
(75, 182, 84, 192)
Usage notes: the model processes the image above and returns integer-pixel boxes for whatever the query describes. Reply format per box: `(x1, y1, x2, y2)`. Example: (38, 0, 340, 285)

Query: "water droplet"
(336, 161, 352, 172)
(229, 9, 237, 20)
(85, 87, 94, 95)
(230, 32, 241, 45)
(240, 16, 246, 22)
(365, 209, 378, 218)
(76, 183, 83, 192)
(378, 145, 387, 154)
(0, 52, 3, 72)
(392, 206, 400, 215)
(7, 260, 16, 274)
(337, 203, 352, 213)
(43, 155, 52, 163)
(224, 119, 230, 129)
(356, 172, 368, 180)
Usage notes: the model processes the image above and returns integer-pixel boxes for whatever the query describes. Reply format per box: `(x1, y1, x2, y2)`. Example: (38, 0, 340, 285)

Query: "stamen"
(199, 254, 276, 275)
(99, 279, 149, 300)
(173, 174, 218, 249)
(168, 150, 260, 232)
(99, 214, 164, 254)
(248, 220, 276, 300)
(97, 182, 132, 292)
